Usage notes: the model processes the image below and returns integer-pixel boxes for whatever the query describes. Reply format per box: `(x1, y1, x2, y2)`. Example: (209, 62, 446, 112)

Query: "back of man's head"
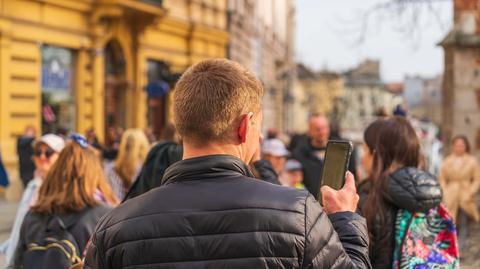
(174, 59, 264, 147)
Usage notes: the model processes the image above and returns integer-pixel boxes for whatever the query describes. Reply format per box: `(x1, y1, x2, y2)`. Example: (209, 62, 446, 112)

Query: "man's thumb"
(321, 185, 335, 196)
(343, 172, 356, 192)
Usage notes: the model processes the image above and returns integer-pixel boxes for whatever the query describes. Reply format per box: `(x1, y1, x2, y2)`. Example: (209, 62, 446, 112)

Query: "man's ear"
(238, 112, 253, 143)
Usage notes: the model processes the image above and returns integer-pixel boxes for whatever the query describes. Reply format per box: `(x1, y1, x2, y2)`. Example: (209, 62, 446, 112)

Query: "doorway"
(104, 40, 127, 146)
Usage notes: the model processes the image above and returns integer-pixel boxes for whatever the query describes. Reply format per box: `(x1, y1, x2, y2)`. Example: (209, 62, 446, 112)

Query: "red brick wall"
(454, 0, 477, 12)
(454, 0, 480, 33)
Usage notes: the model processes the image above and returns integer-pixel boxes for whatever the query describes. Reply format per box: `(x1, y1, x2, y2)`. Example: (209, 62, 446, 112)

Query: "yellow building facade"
(309, 72, 344, 116)
(0, 0, 228, 178)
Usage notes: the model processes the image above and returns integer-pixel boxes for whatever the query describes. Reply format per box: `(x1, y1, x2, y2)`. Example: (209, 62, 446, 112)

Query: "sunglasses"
(34, 148, 55, 159)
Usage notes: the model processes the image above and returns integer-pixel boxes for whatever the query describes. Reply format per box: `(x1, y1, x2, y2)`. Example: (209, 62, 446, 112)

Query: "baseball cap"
(262, 139, 289, 157)
(33, 134, 65, 153)
(284, 159, 302, 172)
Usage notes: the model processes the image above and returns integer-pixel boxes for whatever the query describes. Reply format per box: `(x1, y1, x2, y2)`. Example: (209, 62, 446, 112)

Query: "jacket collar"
(161, 154, 255, 185)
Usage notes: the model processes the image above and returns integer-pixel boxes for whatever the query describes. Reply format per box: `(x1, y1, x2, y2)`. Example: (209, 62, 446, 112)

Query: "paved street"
(462, 221, 480, 269)
(457, 194, 480, 269)
(0, 199, 18, 268)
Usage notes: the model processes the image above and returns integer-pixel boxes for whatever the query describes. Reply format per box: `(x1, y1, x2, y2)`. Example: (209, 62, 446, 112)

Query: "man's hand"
(321, 172, 359, 214)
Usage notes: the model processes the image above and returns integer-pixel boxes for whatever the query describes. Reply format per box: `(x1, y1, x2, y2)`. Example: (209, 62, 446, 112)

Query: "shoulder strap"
(48, 207, 91, 232)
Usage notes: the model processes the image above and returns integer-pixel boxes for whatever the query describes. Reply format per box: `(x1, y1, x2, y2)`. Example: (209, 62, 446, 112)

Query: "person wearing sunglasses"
(0, 134, 64, 268)
(13, 134, 118, 269)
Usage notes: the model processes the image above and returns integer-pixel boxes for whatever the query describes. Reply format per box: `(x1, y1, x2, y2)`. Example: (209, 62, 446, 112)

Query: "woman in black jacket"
(357, 116, 443, 269)
(13, 134, 118, 268)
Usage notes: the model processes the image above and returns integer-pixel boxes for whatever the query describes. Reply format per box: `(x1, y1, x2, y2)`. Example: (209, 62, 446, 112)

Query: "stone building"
(0, 0, 228, 187)
(440, 0, 480, 157)
(227, 0, 295, 133)
(289, 65, 310, 133)
(339, 60, 403, 141)
(293, 64, 344, 133)
(404, 75, 442, 125)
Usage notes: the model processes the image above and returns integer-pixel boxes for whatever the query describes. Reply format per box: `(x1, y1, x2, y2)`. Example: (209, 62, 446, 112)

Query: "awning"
(146, 80, 170, 98)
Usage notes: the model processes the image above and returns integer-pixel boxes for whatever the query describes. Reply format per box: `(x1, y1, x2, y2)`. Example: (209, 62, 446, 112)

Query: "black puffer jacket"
(85, 155, 371, 269)
(358, 167, 443, 269)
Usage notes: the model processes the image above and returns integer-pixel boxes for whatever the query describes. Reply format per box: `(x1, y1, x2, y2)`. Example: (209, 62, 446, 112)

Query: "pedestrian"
(0, 150, 8, 188)
(84, 59, 371, 269)
(143, 127, 157, 144)
(0, 134, 65, 268)
(249, 145, 281, 185)
(249, 138, 289, 185)
(102, 127, 121, 161)
(17, 125, 36, 187)
(358, 117, 444, 268)
(105, 129, 150, 200)
(123, 123, 183, 201)
(439, 135, 480, 249)
(279, 159, 305, 188)
(85, 128, 102, 151)
(439, 135, 480, 222)
(261, 138, 289, 175)
(292, 114, 357, 198)
(13, 134, 118, 269)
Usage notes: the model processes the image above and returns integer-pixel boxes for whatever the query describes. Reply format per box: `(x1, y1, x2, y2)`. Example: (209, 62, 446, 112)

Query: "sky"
(295, 0, 453, 82)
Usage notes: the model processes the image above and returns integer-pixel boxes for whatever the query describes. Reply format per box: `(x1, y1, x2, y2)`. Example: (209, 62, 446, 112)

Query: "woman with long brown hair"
(13, 134, 118, 268)
(105, 129, 150, 200)
(358, 116, 443, 268)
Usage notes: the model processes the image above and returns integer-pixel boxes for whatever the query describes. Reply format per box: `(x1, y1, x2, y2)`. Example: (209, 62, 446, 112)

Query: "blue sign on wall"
(41, 46, 73, 92)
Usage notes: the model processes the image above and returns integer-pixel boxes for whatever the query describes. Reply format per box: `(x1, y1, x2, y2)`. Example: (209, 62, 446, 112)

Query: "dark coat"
(13, 205, 112, 268)
(358, 167, 443, 269)
(16, 136, 35, 186)
(252, 159, 281, 185)
(291, 139, 324, 198)
(123, 141, 183, 202)
(0, 154, 8, 187)
(292, 138, 357, 199)
(85, 155, 372, 269)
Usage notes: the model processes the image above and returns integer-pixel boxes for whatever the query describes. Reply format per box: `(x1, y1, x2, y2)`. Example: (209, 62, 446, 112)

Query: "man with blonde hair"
(85, 59, 371, 269)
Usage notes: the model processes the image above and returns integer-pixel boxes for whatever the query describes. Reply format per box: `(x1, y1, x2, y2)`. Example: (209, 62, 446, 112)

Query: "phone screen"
(318, 141, 352, 204)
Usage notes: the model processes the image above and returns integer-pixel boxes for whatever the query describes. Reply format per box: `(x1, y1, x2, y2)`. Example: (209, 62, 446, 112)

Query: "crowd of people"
(0, 58, 477, 268)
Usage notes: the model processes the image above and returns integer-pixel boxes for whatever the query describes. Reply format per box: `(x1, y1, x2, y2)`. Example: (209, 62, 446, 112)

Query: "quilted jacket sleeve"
(302, 195, 371, 269)
(83, 233, 101, 269)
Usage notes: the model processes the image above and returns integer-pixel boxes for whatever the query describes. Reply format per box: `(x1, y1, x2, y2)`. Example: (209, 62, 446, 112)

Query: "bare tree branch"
(334, 0, 452, 47)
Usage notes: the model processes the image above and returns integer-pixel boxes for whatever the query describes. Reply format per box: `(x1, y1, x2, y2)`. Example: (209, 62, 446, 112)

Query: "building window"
(41, 45, 75, 134)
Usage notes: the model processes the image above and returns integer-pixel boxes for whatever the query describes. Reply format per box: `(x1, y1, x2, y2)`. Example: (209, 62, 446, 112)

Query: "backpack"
(392, 204, 459, 269)
(22, 215, 83, 269)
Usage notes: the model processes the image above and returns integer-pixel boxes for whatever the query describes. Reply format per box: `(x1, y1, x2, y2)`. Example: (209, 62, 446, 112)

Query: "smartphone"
(317, 140, 353, 205)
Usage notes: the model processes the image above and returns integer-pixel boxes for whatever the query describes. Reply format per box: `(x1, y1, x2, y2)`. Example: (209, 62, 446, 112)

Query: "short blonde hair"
(173, 59, 263, 145)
